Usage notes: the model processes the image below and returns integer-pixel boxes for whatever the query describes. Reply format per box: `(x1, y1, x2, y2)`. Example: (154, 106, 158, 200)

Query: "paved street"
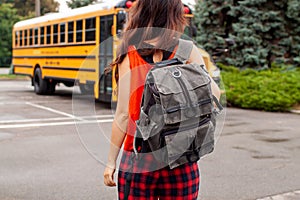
(0, 80, 299, 200)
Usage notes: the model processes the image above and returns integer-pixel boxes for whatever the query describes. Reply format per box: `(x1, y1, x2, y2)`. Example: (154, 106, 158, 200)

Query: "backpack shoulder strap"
(174, 39, 194, 63)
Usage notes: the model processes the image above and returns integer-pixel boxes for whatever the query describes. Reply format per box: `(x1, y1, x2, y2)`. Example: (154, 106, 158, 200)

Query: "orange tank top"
(123, 46, 176, 151)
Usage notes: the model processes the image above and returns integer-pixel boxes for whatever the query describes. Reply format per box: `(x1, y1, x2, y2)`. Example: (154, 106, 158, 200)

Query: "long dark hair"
(110, 0, 187, 72)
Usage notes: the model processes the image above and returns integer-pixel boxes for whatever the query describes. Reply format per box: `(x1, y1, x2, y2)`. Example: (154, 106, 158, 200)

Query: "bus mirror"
(117, 11, 126, 34)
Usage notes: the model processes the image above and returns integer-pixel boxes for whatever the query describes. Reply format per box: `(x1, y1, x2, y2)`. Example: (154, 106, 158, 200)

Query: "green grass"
(219, 64, 300, 112)
(0, 74, 29, 80)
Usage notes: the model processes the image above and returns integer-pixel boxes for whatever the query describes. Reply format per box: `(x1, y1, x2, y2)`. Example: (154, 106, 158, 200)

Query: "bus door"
(98, 15, 114, 102)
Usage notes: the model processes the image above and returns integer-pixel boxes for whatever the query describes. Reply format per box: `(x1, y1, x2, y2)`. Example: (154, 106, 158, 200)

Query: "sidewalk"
(0, 67, 9, 75)
(291, 104, 300, 114)
(257, 190, 300, 200)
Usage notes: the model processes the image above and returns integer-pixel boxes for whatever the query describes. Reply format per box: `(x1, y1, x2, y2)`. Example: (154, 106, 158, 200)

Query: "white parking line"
(0, 100, 72, 105)
(0, 117, 73, 124)
(26, 102, 83, 120)
(0, 115, 114, 124)
(0, 100, 114, 129)
(0, 118, 114, 129)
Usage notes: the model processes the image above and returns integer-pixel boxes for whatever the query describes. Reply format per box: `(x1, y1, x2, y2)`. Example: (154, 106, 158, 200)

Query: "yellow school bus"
(12, 0, 220, 103)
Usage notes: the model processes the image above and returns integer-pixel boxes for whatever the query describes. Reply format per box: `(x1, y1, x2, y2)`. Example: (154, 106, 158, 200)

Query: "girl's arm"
(104, 55, 130, 187)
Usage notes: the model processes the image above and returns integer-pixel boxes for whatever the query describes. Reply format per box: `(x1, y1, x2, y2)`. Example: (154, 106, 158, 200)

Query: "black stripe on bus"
(43, 66, 96, 72)
(13, 42, 96, 50)
(44, 76, 77, 83)
(14, 65, 33, 69)
(44, 76, 96, 85)
(13, 55, 96, 59)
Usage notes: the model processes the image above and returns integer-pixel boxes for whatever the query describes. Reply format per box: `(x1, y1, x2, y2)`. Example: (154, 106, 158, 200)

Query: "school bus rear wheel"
(33, 68, 48, 95)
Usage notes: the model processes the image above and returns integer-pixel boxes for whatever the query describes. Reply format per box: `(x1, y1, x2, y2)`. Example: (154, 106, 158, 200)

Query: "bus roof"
(13, 2, 118, 28)
(14, 0, 195, 29)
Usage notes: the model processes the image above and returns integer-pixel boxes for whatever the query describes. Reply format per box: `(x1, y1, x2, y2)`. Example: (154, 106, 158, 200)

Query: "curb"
(0, 76, 30, 81)
(0, 79, 29, 81)
(257, 190, 300, 200)
(290, 110, 300, 114)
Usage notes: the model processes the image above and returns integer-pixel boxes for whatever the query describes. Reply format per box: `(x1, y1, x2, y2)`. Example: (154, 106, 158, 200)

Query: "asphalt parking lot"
(0, 80, 300, 200)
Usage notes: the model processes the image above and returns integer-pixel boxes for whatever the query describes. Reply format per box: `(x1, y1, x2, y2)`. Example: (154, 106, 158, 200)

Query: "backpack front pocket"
(150, 63, 213, 125)
(163, 117, 213, 165)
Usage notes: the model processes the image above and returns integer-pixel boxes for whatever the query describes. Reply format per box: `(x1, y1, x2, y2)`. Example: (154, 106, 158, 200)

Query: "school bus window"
(53, 24, 58, 44)
(46, 25, 51, 44)
(76, 20, 83, 42)
(100, 15, 113, 43)
(60, 23, 66, 43)
(40, 27, 45, 45)
(15, 31, 19, 46)
(24, 30, 28, 46)
(85, 17, 96, 42)
(19, 30, 23, 46)
(99, 15, 113, 75)
(29, 29, 33, 46)
(34, 28, 38, 45)
(68, 21, 74, 43)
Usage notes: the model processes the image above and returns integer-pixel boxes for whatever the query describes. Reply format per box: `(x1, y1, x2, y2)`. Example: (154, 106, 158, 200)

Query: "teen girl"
(104, 0, 220, 199)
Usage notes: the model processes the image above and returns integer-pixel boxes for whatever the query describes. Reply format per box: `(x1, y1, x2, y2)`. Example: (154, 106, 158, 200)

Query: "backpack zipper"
(162, 116, 210, 137)
(165, 98, 212, 114)
(175, 74, 194, 108)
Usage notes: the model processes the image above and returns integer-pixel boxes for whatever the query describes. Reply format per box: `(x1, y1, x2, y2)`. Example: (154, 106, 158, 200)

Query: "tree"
(0, 3, 22, 67)
(195, 0, 300, 68)
(285, 0, 300, 65)
(67, 0, 97, 9)
(41, 0, 59, 15)
(0, 0, 14, 3)
(229, 0, 288, 68)
(195, 0, 238, 62)
(0, 0, 59, 17)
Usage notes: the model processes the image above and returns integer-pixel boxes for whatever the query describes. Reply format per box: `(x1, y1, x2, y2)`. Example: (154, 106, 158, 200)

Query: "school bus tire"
(79, 83, 94, 95)
(33, 68, 48, 95)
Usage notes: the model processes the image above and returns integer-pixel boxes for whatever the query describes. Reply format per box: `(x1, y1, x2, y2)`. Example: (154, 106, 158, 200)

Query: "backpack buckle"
(172, 69, 182, 78)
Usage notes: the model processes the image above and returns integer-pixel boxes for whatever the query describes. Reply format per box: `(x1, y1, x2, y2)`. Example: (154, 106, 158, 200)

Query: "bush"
(220, 64, 300, 112)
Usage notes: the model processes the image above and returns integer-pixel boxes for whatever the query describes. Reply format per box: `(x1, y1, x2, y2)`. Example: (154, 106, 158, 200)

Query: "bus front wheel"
(33, 68, 48, 95)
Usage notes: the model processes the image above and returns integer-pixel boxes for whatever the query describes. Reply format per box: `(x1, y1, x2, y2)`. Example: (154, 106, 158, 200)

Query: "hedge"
(219, 64, 300, 112)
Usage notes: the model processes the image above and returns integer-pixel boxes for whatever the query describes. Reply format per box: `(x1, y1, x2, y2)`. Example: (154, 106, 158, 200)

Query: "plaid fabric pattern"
(118, 151, 200, 200)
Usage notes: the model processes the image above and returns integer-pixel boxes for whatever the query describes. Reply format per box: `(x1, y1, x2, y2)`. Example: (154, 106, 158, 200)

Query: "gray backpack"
(133, 39, 223, 169)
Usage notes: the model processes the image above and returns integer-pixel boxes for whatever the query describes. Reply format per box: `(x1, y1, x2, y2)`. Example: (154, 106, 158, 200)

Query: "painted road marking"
(0, 100, 71, 105)
(26, 102, 84, 120)
(0, 118, 113, 129)
(0, 115, 114, 124)
(257, 190, 300, 200)
(0, 100, 114, 129)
